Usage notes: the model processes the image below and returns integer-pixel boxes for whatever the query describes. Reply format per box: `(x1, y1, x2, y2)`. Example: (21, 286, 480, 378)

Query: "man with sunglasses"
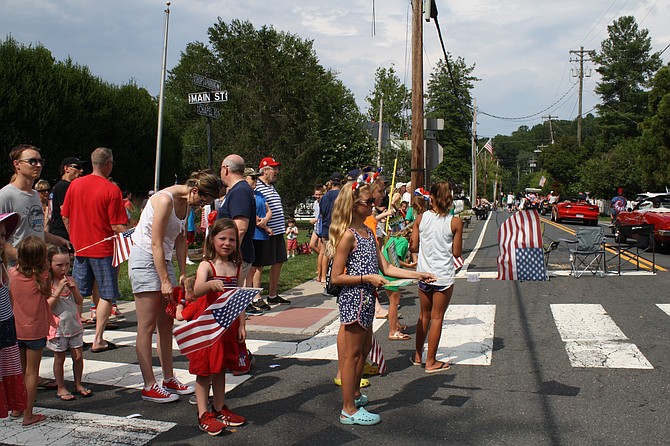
(0, 144, 70, 262)
(48, 156, 86, 240)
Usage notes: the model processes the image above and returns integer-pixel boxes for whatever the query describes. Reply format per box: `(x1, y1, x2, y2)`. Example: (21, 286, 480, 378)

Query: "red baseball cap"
(259, 156, 280, 170)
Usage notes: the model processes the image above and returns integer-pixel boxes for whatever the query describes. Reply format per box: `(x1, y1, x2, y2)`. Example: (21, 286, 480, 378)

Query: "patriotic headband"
(414, 187, 430, 200)
(353, 167, 382, 190)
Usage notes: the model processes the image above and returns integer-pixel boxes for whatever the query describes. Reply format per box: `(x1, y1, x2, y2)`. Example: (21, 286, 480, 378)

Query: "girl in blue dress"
(327, 181, 433, 426)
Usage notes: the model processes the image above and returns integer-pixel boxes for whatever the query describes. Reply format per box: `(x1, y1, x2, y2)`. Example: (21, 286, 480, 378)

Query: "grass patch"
(117, 220, 318, 299)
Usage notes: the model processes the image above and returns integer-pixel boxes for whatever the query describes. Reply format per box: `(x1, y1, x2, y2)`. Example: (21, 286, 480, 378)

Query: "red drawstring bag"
(165, 286, 183, 318)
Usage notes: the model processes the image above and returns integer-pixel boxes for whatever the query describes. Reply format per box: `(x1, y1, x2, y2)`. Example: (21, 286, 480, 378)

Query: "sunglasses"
(358, 198, 375, 206)
(37, 189, 51, 193)
(18, 158, 46, 166)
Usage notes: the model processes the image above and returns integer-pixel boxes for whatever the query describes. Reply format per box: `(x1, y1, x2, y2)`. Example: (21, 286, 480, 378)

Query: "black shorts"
(252, 234, 288, 267)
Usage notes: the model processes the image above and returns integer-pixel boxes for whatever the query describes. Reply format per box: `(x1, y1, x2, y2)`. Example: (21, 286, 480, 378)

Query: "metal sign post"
(188, 74, 225, 171)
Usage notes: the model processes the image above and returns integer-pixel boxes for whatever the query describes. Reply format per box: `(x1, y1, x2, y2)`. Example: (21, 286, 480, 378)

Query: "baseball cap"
(259, 156, 280, 170)
(243, 167, 261, 177)
(330, 171, 344, 182)
(396, 182, 406, 188)
(0, 212, 20, 239)
(60, 156, 87, 175)
(347, 169, 361, 181)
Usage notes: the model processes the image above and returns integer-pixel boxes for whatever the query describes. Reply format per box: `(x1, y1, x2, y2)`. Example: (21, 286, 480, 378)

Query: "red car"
(551, 198, 599, 225)
(614, 194, 670, 246)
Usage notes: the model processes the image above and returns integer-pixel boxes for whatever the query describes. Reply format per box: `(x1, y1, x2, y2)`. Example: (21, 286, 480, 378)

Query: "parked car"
(614, 193, 670, 246)
(551, 198, 599, 225)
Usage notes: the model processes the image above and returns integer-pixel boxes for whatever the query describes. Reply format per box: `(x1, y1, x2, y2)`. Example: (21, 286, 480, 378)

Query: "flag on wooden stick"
(368, 334, 387, 374)
(483, 138, 494, 157)
(112, 228, 135, 267)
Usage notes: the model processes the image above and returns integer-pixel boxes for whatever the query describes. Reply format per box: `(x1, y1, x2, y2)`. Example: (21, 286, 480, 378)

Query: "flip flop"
(410, 355, 422, 366)
(10, 410, 24, 419)
(91, 341, 117, 353)
(57, 393, 75, 401)
(77, 388, 93, 398)
(425, 361, 451, 373)
(22, 414, 47, 426)
(388, 332, 411, 341)
(37, 378, 58, 390)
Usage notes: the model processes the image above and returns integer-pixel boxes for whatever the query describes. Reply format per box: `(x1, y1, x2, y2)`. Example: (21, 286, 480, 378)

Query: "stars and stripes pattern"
(483, 139, 494, 157)
(454, 256, 464, 270)
(112, 228, 135, 267)
(496, 210, 546, 281)
(174, 288, 258, 355)
(368, 334, 387, 374)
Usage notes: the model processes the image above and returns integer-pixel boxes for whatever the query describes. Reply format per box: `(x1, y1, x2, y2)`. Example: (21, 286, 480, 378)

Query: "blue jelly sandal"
(354, 394, 368, 408)
(339, 407, 381, 426)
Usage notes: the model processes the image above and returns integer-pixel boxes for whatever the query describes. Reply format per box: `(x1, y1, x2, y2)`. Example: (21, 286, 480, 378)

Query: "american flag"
(496, 210, 546, 281)
(539, 175, 546, 187)
(368, 334, 387, 374)
(174, 288, 258, 355)
(112, 228, 135, 267)
(454, 256, 464, 270)
(483, 138, 494, 157)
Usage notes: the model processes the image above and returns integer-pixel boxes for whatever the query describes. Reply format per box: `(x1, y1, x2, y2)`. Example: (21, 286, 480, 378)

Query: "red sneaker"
(213, 404, 246, 427)
(141, 383, 179, 403)
(198, 411, 226, 436)
(163, 377, 195, 395)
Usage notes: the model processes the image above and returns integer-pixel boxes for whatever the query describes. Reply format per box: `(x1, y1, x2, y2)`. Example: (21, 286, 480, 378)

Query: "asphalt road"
(2, 210, 669, 445)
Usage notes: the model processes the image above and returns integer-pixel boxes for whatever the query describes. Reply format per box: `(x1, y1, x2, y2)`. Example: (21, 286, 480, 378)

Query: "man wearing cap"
(218, 155, 261, 312)
(0, 144, 70, 262)
(49, 156, 85, 240)
(252, 156, 290, 305)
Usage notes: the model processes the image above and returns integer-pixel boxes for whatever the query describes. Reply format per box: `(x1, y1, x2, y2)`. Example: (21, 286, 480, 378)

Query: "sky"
(1, 0, 669, 140)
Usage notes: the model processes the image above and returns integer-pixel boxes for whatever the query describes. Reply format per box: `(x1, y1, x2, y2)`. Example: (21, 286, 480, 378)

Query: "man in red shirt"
(61, 147, 127, 353)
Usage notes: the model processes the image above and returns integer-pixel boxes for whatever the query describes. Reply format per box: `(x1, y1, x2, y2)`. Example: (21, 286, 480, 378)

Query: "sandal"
(354, 394, 368, 408)
(57, 392, 76, 401)
(388, 332, 411, 341)
(77, 388, 93, 398)
(425, 361, 451, 373)
(22, 414, 47, 426)
(333, 377, 370, 388)
(409, 355, 422, 366)
(363, 362, 379, 376)
(10, 410, 24, 419)
(37, 378, 57, 390)
(339, 407, 381, 426)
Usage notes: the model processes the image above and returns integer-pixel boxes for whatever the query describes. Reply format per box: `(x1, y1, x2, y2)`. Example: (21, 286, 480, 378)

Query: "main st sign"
(188, 90, 228, 104)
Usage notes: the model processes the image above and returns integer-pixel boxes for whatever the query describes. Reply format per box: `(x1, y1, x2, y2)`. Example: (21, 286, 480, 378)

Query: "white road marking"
(0, 407, 175, 446)
(656, 304, 670, 317)
(457, 213, 492, 278)
(434, 304, 496, 365)
(551, 304, 653, 369)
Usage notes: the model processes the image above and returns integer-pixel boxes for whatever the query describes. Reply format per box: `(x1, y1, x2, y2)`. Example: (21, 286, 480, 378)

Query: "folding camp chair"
(612, 224, 655, 275)
(565, 226, 606, 278)
(541, 223, 560, 279)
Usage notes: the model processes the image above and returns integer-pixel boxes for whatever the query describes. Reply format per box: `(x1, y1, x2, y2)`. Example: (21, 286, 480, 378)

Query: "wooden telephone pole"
(569, 46, 594, 147)
(411, 0, 425, 189)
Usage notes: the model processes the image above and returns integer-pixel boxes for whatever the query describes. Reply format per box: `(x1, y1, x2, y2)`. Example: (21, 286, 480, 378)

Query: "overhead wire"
(477, 82, 578, 121)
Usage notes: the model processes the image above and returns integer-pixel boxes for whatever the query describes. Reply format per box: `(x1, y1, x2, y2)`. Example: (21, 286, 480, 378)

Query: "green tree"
(425, 56, 478, 187)
(638, 64, 670, 190)
(167, 20, 374, 210)
(593, 16, 662, 144)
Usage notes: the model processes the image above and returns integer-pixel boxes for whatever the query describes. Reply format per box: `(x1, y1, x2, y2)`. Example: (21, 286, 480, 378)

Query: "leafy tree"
(638, 64, 670, 190)
(539, 136, 589, 196)
(426, 56, 478, 187)
(365, 66, 410, 137)
(593, 16, 662, 144)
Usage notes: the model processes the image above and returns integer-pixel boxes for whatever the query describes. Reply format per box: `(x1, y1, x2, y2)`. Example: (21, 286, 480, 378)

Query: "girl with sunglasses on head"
(327, 181, 434, 426)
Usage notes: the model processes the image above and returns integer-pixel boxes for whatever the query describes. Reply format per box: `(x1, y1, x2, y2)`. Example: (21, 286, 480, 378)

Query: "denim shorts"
(128, 245, 176, 294)
(18, 337, 47, 350)
(47, 333, 84, 352)
(73, 256, 120, 300)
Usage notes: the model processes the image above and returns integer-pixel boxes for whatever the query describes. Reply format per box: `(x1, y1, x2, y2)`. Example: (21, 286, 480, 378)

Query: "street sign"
(188, 91, 228, 104)
(192, 74, 221, 91)
(195, 104, 220, 119)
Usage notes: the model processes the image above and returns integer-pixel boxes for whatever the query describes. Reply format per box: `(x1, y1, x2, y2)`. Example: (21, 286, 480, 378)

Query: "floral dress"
(337, 227, 378, 329)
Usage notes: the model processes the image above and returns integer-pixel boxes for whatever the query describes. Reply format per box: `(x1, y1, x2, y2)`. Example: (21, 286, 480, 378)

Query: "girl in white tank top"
(409, 182, 463, 373)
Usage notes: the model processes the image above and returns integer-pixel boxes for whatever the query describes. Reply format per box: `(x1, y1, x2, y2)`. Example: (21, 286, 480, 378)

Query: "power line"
(477, 83, 578, 121)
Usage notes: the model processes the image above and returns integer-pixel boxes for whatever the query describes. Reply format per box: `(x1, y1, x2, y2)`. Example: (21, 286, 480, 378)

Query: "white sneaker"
(186, 258, 195, 265)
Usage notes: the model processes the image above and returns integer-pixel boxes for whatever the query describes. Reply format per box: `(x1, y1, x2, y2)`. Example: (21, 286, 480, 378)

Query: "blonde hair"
(325, 182, 371, 258)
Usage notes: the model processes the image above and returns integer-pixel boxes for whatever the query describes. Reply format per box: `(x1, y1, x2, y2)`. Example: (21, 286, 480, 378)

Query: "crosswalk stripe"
(436, 304, 496, 365)
(656, 304, 670, 317)
(551, 304, 653, 369)
(0, 407, 175, 446)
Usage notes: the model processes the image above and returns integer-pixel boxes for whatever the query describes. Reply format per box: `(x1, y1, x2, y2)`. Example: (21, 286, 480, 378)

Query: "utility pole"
(154, 2, 171, 191)
(569, 46, 594, 147)
(542, 114, 557, 144)
(377, 97, 383, 168)
(411, 0, 425, 188)
(471, 98, 477, 202)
